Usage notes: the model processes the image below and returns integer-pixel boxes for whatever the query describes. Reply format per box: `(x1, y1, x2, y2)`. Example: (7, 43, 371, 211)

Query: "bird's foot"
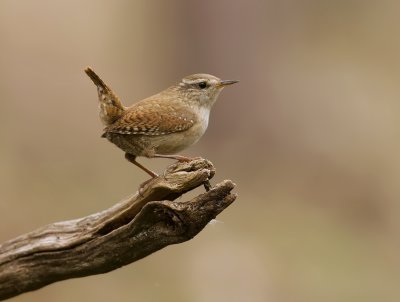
(174, 155, 194, 162)
(152, 154, 200, 162)
(138, 175, 159, 196)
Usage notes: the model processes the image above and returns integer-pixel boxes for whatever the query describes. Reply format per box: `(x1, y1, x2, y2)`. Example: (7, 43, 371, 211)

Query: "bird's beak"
(218, 80, 239, 87)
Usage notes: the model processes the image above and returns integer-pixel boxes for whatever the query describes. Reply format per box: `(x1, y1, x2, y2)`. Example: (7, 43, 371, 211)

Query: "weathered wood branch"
(0, 158, 236, 301)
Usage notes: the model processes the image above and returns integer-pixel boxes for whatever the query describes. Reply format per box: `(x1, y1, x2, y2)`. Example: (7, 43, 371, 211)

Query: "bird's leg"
(125, 153, 158, 178)
(152, 154, 193, 162)
(125, 153, 159, 195)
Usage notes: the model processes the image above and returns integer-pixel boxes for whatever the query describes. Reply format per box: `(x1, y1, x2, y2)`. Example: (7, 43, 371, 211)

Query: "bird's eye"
(198, 81, 207, 89)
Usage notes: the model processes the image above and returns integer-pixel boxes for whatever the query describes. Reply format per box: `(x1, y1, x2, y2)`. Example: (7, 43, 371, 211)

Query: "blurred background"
(1, 0, 400, 301)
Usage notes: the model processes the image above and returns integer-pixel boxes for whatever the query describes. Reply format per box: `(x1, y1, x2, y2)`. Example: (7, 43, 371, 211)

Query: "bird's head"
(176, 73, 238, 108)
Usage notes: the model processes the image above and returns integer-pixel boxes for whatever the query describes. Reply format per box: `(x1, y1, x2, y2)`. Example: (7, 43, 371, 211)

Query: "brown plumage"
(84, 67, 125, 125)
(104, 98, 196, 136)
(84, 67, 238, 181)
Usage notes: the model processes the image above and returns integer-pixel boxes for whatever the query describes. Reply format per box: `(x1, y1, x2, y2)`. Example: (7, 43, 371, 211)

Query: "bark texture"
(0, 158, 236, 301)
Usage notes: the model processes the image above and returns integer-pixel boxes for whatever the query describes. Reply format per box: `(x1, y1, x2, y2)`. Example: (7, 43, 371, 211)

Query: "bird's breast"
(196, 105, 210, 130)
(151, 106, 210, 155)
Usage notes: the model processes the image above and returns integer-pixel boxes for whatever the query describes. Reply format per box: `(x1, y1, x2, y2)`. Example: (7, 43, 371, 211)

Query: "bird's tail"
(84, 67, 125, 126)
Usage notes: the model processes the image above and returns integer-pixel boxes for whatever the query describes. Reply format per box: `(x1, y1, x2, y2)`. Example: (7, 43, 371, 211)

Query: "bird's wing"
(103, 99, 197, 136)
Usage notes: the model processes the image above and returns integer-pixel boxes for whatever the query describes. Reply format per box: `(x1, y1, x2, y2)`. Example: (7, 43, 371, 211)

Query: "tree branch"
(0, 158, 236, 301)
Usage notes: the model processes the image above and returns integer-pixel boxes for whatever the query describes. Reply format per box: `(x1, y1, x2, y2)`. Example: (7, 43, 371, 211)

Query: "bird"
(84, 67, 238, 184)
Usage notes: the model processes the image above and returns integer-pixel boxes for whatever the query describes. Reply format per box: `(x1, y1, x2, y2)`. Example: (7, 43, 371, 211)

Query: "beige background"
(1, 1, 400, 301)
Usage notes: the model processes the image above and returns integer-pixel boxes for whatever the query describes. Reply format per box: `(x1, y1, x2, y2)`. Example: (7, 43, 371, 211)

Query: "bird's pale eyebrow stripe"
(182, 78, 205, 85)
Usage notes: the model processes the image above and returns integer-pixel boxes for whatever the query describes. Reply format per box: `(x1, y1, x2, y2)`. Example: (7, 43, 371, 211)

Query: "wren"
(85, 67, 238, 181)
